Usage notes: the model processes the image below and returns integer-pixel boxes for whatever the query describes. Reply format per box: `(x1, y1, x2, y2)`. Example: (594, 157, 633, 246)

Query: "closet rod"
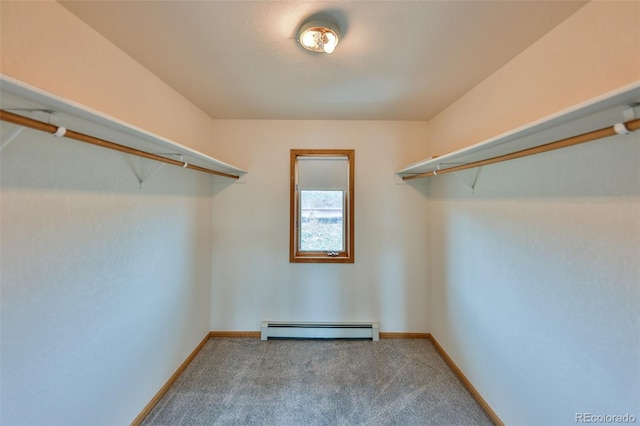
(403, 117, 640, 181)
(0, 109, 240, 180)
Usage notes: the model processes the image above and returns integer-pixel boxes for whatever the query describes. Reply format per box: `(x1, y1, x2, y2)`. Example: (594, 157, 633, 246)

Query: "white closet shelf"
(397, 82, 640, 179)
(0, 74, 246, 179)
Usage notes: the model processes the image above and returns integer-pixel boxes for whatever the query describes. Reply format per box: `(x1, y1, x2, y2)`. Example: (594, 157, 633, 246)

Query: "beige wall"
(424, 2, 640, 424)
(0, 0, 214, 156)
(1, 126, 214, 425)
(210, 119, 431, 333)
(427, 0, 640, 156)
(1, 1, 217, 424)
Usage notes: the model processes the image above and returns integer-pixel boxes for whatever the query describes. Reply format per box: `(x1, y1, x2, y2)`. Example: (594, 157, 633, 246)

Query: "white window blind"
(297, 156, 349, 191)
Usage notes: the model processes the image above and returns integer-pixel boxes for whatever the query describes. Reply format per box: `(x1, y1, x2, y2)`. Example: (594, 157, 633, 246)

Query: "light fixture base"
(298, 20, 340, 54)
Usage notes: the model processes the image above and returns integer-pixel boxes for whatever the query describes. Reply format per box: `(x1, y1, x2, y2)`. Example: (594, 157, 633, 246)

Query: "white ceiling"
(59, 1, 587, 121)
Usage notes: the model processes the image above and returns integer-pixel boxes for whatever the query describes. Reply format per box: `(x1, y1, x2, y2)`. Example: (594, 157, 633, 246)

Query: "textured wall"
(209, 120, 430, 333)
(424, 1, 640, 424)
(0, 1, 222, 423)
(427, 134, 639, 424)
(1, 128, 213, 425)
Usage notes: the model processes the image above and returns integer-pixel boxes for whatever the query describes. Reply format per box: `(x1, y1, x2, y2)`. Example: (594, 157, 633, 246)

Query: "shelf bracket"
(0, 109, 52, 151)
(0, 125, 26, 152)
(136, 153, 182, 189)
(623, 102, 640, 121)
(454, 167, 481, 192)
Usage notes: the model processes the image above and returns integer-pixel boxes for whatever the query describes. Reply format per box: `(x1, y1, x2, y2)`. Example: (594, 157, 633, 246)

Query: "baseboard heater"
(261, 321, 379, 341)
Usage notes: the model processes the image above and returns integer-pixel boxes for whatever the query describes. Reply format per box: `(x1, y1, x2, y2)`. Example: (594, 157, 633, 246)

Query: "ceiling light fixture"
(298, 21, 340, 54)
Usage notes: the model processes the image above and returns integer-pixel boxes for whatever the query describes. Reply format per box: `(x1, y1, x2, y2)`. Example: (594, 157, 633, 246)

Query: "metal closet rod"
(403, 117, 640, 181)
(0, 109, 240, 180)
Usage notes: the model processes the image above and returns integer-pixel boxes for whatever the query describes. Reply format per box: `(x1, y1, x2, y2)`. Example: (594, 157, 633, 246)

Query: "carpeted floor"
(141, 338, 494, 425)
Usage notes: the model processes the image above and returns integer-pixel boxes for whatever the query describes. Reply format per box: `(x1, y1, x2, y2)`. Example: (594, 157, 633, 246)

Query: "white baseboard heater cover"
(261, 321, 379, 341)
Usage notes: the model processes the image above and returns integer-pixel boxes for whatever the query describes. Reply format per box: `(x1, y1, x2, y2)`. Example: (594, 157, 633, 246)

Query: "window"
(290, 149, 354, 263)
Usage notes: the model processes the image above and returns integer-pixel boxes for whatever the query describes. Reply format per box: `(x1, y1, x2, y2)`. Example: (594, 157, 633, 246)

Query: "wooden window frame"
(290, 149, 355, 263)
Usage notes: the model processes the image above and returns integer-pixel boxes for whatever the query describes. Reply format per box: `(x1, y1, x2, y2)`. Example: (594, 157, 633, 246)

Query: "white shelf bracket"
(623, 102, 640, 121)
(136, 153, 182, 189)
(454, 167, 481, 192)
(0, 109, 51, 151)
(0, 125, 26, 152)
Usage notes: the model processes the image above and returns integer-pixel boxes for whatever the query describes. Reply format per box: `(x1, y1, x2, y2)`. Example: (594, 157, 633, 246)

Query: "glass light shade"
(298, 21, 340, 54)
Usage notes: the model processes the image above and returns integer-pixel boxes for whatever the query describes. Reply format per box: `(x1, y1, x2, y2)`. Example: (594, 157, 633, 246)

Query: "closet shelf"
(397, 82, 640, 180)
(0, 75, 246, 179)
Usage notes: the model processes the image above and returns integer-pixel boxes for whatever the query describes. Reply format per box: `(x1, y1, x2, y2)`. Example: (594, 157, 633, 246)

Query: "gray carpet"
(141, 338, 494, 426)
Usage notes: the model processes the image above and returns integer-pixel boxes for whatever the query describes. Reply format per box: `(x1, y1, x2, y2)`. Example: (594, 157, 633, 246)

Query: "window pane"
(299, 190, 344, 251)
